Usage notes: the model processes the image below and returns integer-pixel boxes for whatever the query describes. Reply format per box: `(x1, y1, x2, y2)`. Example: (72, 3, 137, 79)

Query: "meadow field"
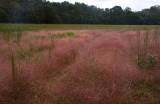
(0, 24, 160, 104)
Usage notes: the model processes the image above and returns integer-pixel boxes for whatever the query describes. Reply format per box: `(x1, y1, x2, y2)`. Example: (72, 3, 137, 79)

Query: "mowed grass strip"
(0, 24, 160, 32)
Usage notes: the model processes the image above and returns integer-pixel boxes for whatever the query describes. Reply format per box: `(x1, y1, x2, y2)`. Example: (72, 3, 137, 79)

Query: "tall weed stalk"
(137, 31, 150, 68)
(48, 36, 55, 60)
(136, 31, 158, 68)
(11, 54, 16, 82)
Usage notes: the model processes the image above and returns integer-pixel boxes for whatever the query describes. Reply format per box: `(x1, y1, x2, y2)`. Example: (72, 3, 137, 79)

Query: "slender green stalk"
(41, 36, 45, 46)
(143, 31, 149, 60)
(48, 36, 55, 61)
(137, 31, 141, 56)
(11, 54, 16, 82)
(16, 31, 22, 43)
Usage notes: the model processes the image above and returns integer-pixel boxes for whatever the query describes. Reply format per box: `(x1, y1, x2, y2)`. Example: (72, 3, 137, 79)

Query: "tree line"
(0, 0, 160, 25)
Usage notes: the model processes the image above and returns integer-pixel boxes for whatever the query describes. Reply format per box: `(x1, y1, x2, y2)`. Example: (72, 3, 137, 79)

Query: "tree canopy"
(0, 0, 160, 24)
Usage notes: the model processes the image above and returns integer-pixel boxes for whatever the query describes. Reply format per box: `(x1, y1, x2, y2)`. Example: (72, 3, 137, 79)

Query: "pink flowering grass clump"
(53, 31, 140, 104)
(0, 29, 160, 104)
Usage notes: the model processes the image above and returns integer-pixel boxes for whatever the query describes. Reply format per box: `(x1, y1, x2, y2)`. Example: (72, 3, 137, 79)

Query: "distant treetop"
(0, 0, 159, 24)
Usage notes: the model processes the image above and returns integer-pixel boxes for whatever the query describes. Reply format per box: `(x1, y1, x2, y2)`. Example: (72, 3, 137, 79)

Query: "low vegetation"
(0, 25, 160, 104)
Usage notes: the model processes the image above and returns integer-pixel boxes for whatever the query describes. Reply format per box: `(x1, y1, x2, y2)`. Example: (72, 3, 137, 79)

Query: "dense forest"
(0, 0, 160, 24)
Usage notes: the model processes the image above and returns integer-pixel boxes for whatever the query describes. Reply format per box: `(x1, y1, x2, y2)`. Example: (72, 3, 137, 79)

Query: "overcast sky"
(49, 0, 160, 11)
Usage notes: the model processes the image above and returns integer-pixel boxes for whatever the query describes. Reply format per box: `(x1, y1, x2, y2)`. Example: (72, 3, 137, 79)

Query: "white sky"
(49, 0, 160, 11)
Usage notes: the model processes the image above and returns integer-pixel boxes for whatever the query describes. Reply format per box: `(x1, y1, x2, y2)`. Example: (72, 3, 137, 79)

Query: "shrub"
(137, 54, 145, 68)
(137, 54, 158, 68)
(148, 54, 158, 67)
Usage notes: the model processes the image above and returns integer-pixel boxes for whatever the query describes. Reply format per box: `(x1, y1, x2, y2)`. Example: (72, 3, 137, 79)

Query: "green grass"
(51, 32, 75, 38)
(17, 45, 46, 60)
(66, 32, 74, 36)
(0, 24, 160, 32)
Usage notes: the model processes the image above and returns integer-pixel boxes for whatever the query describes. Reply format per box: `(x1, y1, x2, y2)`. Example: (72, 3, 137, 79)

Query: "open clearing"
(0, 25, 160, 104)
